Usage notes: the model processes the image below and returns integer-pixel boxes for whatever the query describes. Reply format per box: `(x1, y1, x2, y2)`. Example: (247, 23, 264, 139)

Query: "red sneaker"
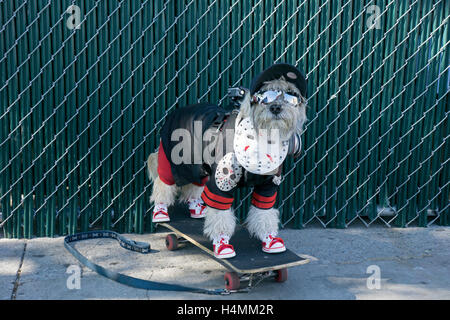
(213, 235, 236, 259)
(152, 203, 170, 223)
(262, 233, 286, 253)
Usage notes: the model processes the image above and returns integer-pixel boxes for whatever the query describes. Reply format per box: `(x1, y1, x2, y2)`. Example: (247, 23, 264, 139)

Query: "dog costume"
(149, 63, 307, 258)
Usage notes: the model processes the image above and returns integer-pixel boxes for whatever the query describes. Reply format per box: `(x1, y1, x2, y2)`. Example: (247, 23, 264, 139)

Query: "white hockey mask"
(233, 117, 289, 174)
(215, 152, 243, 191)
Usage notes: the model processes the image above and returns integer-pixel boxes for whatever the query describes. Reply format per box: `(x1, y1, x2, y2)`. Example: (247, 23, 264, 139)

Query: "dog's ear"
(296, 101, 308, 135)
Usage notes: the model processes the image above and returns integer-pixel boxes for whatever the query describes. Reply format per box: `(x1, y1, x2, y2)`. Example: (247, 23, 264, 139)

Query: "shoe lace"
(153, 203, 168, 216)
(214, 235, 229, 245)
(189, 198, 204, 207)
(216, 236, 233, 253)
(154, 203, 167, 210)
(266, 233, 284, 246)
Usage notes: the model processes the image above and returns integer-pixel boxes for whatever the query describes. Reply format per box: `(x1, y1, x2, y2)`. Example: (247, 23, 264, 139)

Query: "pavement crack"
(10, 241, 27, 300)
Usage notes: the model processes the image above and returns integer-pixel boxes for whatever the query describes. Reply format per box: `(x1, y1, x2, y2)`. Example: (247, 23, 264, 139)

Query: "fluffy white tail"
(146, 152, 159, 182)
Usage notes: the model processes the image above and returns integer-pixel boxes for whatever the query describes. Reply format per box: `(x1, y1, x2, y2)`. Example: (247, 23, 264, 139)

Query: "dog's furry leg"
(203, 207, 236, 240)
(150, 176, 177, 206)
(245, 206, 280, 241)
(147, 151, 177, 206)
(178, 183, 204, 203)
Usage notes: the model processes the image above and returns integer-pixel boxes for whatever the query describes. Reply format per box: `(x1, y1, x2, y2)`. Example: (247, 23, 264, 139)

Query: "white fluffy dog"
(147, 63, 307, 259)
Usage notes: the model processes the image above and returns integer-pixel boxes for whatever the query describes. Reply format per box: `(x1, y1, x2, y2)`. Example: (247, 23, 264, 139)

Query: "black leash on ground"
(64, 230, 229, 295)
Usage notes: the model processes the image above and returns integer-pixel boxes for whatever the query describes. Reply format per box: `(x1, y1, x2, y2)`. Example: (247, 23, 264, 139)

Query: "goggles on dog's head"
(253, 90, 302, 105)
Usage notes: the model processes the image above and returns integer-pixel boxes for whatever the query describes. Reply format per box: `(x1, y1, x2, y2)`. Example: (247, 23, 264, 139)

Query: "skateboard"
(157, 203, 310, 292)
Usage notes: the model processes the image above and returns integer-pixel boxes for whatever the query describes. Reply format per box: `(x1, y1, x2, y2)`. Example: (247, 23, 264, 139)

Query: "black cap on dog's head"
(250, 63, 307, 98)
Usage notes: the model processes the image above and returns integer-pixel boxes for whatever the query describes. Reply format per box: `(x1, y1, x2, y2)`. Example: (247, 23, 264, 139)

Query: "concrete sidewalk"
(1, 225, 449, 300)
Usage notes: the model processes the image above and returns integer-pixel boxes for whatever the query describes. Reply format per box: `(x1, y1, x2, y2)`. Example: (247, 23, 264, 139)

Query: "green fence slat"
(142, 0, 153, 232)
(346, 0, 363, 225)
(186, 0, 197, 104)
(316, 0, 330, 225)
(293, 0, 309, 228)
(146, 0, 166, 232)
(356, 0, 372, 222)
(78, 0, 93, 233)
(1, 0, 14, 238)
(82, 0, 99, 233)
(427, 0, 447, 225)
(54, 0, 66, 236)
(326, 0, 340, 227)
(263, 0, 273, 67)
(45, 4, 55, 238)
(367, 0, 385, 223)
(199, 0, 210, 99)
(335, 1, 351, 227)
(51, 0, 64, 237)
(437, 1, 449, 226)
(121, 0, 132, 233)
(99, 0, 115, 231)
(93, 0, 107, 231)
(0, 0, 15, 238)
(218, 0, 230, 102)
(401, 0, 421, 226)
(416, 2, 441, 226)
(240, 0, 251, 86)
(303, 0, 317, 225)
(67, 20, 78, 236)
(176, 0, 186, 107)
(252, 0, 263, 76)
(26, 0, 42, 238)
(39, 1, 53, 237)
(273, 0, 285, 63)
(230, 0, 241, 93)
(16, 1, 30, 239)
(111, 1, 123, 232)
(130, 0, 144, 234)
(378, 0, 396, 213)
(389, 1, 408, 227)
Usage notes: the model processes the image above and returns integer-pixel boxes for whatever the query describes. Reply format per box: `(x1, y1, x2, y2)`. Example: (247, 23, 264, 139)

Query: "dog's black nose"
(270, 104, 282, 115)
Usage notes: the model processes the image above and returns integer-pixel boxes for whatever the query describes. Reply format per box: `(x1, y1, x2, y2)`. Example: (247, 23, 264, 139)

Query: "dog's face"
(241, 77, 307, 141)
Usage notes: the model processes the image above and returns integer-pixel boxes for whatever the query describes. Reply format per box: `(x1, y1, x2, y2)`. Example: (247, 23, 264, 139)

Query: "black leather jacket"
(159, 103, 280, 210)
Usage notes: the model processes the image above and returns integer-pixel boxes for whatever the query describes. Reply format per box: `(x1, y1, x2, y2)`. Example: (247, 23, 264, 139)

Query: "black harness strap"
(64, 230, 228, 295)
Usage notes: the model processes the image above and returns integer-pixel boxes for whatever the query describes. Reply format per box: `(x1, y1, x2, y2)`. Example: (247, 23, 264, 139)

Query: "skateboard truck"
(223, 269, 288, 292)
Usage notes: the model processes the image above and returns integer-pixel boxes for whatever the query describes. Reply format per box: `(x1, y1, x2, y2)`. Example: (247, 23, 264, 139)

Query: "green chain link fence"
(0, 0, 448, 238)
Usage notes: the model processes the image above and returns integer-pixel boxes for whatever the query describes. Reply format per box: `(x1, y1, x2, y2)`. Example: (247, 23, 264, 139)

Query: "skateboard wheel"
(224, 272, 240, 291)
(165, 234, 179, 251)
(274, 268, 288, 283)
